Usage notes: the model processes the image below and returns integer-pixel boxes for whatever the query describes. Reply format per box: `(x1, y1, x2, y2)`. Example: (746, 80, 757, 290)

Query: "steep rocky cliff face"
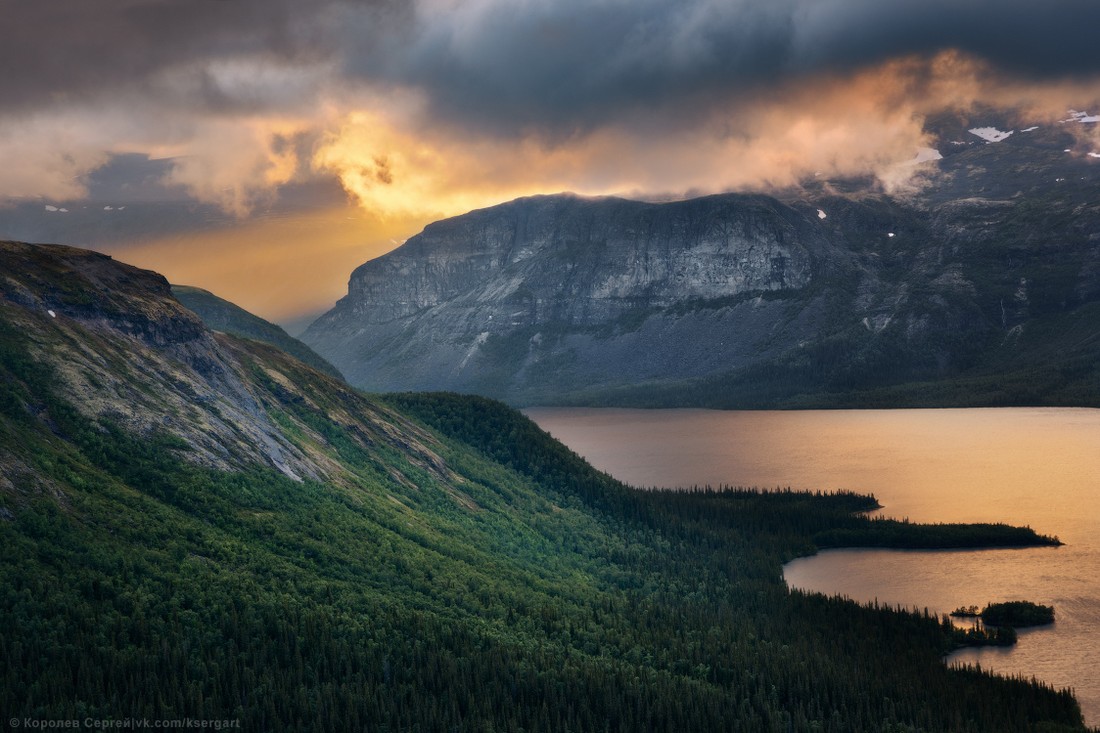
(299, 191, 991, 404)
(304, 121, 1100, 407)
(340, 194, 819, 324)
(304, 194, 850, 400)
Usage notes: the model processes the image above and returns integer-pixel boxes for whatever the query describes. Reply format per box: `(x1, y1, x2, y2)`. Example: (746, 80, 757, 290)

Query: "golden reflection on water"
(525, 407, 1100, 727)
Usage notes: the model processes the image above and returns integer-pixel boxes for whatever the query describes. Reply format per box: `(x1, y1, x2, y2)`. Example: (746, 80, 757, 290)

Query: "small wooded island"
(946, 601, 1055, 649)
(952, 601, 1057, 627)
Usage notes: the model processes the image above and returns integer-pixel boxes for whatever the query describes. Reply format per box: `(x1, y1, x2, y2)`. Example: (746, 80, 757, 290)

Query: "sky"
(2, 0, 1100, 329)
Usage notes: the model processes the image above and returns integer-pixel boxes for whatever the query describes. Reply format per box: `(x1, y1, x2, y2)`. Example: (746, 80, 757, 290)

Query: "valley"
(1, 241, 1090, 730)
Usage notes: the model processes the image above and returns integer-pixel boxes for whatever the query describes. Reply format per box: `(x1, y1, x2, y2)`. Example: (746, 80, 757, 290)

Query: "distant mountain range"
(303, 113, 1100, 407)
(171, 284, 344, 380)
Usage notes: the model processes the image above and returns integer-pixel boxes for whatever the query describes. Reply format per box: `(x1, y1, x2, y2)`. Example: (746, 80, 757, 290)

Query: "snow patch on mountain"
(1063, 110, 1100, 123)
(969, 127, 1013, 143)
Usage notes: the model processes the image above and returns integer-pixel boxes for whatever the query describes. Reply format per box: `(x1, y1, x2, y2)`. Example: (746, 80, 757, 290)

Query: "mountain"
(171, 284, 344, 380)
(0, 239, 1085, 730)
(303, 116, 1100, 407)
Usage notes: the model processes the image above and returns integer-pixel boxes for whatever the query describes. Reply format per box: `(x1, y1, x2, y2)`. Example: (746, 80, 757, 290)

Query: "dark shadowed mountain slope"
(0, 240, 1086, 730)
(171, 284, 343, 380)
(304, 118, 1100, 407)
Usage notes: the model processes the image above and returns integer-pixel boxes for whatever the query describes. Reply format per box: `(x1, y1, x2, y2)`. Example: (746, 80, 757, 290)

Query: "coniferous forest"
(0, 282, 1091, 732)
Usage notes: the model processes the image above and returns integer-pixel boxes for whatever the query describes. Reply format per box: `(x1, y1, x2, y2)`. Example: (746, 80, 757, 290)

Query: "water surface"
(525, 407, 1100, 726)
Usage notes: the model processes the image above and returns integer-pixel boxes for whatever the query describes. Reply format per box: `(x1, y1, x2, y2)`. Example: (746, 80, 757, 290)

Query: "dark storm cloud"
(5, 0, 1097, 128)
(791, 0, 1100, 77)
(344, 0, 1100, 134)
(0, 0, 401, 114)
(83, 153, 183, 202)
(8, 0, 1100, 128)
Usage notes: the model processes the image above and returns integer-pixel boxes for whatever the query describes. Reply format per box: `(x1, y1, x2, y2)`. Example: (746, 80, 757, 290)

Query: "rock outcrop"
(304, 193, 846, 400)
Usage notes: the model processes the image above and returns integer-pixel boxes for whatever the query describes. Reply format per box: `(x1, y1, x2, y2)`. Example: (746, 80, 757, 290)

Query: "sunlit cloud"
(12, 48, 1096, 225)
(0, 95, 319, 216)
(162, 117, 314, 217)
(0, 111, 116, 200)
(312, 51, 1100, 220)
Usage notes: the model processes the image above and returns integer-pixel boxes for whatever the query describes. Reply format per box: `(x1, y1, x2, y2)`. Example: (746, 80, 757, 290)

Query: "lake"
(524, 407, 1100, 727)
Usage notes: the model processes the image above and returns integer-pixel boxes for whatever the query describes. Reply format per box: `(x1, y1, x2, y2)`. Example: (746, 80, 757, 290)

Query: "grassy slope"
(0, 303, 1088, 731)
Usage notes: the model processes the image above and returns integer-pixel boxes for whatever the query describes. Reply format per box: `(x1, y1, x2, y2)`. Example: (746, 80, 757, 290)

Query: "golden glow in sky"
(118, 208, 432, 327)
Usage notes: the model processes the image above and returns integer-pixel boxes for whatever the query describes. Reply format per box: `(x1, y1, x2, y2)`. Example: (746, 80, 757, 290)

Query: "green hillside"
(0, 241, 1088, 731)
